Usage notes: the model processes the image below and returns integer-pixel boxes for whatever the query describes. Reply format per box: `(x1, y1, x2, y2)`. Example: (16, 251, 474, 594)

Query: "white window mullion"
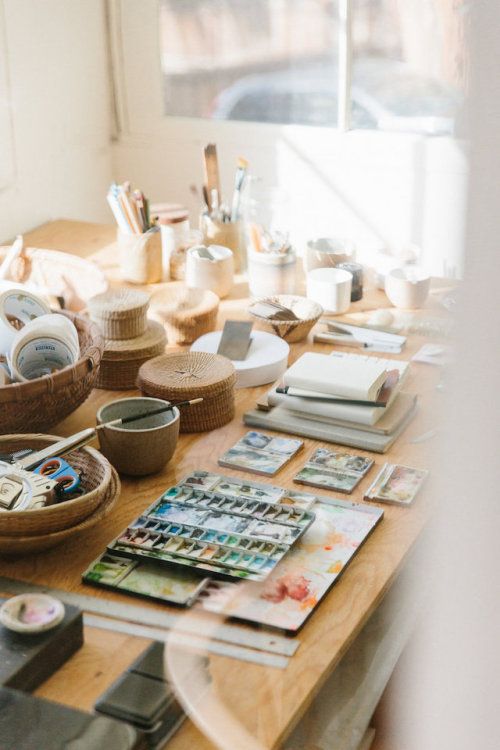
(337, 0, 353, 131)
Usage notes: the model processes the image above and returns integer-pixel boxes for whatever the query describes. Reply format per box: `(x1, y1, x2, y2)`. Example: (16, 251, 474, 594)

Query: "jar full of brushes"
(117, 227, 162, 285)
(200, 214, 246, 273)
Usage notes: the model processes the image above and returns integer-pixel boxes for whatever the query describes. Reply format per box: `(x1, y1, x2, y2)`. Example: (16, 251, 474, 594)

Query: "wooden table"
(1, 221, 448, 749)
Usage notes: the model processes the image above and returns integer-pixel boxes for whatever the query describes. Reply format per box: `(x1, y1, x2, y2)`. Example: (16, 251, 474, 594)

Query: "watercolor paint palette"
(104, 474, 316, 582)
(82, 477, 384, 634)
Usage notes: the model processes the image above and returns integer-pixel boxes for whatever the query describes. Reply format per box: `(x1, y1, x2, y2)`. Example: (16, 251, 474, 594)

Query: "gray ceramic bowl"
(96, 397, 179, 476)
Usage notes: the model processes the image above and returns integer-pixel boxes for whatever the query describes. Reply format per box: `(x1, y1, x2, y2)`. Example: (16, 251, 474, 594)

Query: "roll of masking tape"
(25, 314, 79, 359)
(9, 329, 77, 382)
(0, 289, 51, 356)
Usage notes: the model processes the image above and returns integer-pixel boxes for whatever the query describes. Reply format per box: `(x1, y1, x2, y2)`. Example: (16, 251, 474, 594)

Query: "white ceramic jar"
(306, 267, 353, 314)
(384, 266, 431, 309)
(247, 249, 296, 298)
(185, 245, 234, 299)
(117, 228, 162, 285)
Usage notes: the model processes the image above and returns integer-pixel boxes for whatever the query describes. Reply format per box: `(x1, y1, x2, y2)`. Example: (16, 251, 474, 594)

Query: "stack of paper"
(243, 351, 417, 453)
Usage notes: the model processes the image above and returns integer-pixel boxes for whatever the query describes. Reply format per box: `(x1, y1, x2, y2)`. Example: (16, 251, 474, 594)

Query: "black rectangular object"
(0, 687, 146, 750)
(0, 596, 83, 692)
(95, 641, 185, 748)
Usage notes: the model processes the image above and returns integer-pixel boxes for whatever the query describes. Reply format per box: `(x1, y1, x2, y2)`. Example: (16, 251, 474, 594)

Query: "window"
(158, 0, 467, 134)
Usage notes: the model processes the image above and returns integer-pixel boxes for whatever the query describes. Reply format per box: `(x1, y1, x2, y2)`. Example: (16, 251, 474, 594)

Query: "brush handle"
(105, 398, 203, 428)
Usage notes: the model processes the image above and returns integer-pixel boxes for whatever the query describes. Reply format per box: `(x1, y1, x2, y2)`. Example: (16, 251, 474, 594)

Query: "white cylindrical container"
(117, 228, 162, 285)
(384, 266, 431, 309)
(185, 245, 234, 299)
(306, 267, 353, 314)
(247, 249, 296, 298)
(158, 209, 190, 281)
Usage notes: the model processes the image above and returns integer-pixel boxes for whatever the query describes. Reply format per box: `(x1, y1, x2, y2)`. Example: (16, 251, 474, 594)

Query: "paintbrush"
(203, 143, 221, 211)
(230, 157, 248, 221)
(15, 399, 203, 471)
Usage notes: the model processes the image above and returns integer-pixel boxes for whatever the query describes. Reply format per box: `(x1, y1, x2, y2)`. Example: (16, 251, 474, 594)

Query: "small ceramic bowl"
(97, 397, 180, 476)
(249, 295, 323, 343)
(0, 593, 65, 633)
(384, 266, 431, 309)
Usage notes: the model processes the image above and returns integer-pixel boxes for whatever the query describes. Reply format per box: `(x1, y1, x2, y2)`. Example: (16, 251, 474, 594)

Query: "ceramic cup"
(306, 267, 353, 314)
(305, 237, 354, 273)
(96, 397, 180, 476)
(185, 244, 234, 299)
(384, 266, 431, 309)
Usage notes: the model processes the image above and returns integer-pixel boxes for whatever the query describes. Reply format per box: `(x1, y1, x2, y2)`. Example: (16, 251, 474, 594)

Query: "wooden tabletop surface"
(1, 221, 450, 749)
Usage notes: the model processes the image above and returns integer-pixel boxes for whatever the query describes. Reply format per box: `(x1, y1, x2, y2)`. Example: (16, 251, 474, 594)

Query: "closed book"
(285, 392, 417, 435)
(243, 402, 418, 453)
(283, 352, 390, 401)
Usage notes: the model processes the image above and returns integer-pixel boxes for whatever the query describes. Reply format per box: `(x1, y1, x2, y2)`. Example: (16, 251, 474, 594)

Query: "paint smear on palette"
(200, 502, 380, 632)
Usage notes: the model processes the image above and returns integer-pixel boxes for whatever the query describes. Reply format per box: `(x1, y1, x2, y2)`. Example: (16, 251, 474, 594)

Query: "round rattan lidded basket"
(137, 351, 236, 432)
(0, 467, 120, 557)
(0, 434, 115, 536)
(96, 320, 166, 390)
(88, 288, 150, 340)
(149, 283, 219, 345)
(0, 311, 103, 434)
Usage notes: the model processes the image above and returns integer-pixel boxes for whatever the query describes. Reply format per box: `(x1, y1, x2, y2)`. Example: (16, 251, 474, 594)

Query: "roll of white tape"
(0, 289, 51, 356)
(191, 330, 289, 388)
(25, 314, 79, 358)
(9, 328, 77, 382)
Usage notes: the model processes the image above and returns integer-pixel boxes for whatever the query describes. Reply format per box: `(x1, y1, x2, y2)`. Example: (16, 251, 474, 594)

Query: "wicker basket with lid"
(149, 283, 219, 345)
(137, 351, 235, 432)
(96, 320, 166, 390)
(88, 288, 150, 340)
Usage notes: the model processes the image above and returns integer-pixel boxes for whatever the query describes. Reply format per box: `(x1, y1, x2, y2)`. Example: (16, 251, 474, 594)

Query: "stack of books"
(243, 351, 417, 453)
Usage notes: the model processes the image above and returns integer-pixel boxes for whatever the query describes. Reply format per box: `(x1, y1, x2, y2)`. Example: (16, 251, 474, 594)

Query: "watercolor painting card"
(294, 465, 362, 494)
(294, 448, 374, 494)
(364, 463, 428, 506)
(307, 448, 373, 476)
(219, 431, 303, 476)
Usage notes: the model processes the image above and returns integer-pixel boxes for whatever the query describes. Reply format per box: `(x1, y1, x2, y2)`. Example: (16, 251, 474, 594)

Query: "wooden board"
(0, 221, 448, 750)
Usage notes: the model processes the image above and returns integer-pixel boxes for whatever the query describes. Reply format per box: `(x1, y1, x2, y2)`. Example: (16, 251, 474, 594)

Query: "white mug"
(306, 267, 353, 314)
(384, 266, 431, 309)
(185, 245, 234, 299)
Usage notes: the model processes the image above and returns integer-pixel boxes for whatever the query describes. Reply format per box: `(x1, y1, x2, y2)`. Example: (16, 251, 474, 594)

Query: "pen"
(313, 333, 368, 348)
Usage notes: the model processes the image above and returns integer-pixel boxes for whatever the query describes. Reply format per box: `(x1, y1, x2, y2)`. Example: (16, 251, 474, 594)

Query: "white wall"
(110, 0, 468, 278)
(0, 0, 112, 241)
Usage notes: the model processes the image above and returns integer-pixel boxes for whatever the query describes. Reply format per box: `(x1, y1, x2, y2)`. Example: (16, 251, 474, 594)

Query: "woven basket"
(150, 283, 219, 345)
(0, 467, 120, 557)
(88, 288, 150, 340)
(249, 295, 323, 343)
(137, 351, 235, 432)
(0, 311, 103, 434)
(0, 434, 114, 536)
(96, 320, 166, 390)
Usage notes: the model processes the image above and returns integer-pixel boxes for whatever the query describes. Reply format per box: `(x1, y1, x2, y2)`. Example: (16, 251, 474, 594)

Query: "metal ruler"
(0, 576, 298, 659)
(84, 614, 289, 669)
